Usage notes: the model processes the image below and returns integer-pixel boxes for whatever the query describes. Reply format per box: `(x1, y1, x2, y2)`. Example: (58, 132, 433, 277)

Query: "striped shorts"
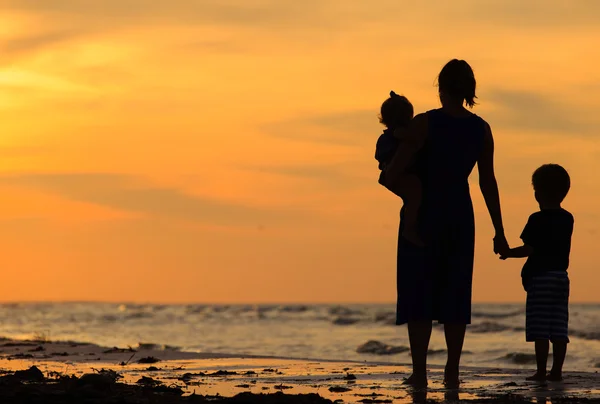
(525, 271, 570, 343)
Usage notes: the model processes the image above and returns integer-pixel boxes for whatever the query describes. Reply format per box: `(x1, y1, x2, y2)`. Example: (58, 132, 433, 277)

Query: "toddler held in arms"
(500, 164, 574, 382)
(374, 91, 422, 246)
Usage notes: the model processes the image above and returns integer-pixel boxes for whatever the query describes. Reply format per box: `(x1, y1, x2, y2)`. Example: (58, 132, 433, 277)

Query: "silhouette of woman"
(385, 59, 509, 388)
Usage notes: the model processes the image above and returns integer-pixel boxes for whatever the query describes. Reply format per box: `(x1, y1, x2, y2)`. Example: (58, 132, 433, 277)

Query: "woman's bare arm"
(478, 122, 508, 253)
(384, 113, 428, 191)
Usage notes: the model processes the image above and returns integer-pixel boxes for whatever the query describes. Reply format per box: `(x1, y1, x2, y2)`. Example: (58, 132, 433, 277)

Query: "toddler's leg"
(397, 174, 423, 246)
(548, 341, 567, 381)
(526, 340, 549, 381)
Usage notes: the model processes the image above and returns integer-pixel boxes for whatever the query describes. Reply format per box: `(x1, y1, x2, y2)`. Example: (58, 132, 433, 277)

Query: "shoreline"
(0, 337, 599, 403)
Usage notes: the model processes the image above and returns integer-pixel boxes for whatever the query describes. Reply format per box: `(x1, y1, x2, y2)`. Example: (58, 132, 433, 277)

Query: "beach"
(1, 337, 598, 403)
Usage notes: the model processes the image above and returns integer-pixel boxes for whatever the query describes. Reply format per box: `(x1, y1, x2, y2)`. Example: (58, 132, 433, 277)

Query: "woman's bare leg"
(444, 323, 466, 388)
(405, 321, 432, 387)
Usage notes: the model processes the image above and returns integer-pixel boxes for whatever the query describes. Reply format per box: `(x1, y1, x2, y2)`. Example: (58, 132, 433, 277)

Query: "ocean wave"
(332, 317, 361, 326)
(469, 322, 513, 334)
(329, 306, 364, 317)
(472, 309, 524, 319)
(374, 312, 395, 324)
(501, 352, 538, 365)
(184, 305, 207, 314)
(356, 340, 409, 355)
(571, 330, 600, 341)
(279, 305, 309, 313)
(125, 312, 154, 320)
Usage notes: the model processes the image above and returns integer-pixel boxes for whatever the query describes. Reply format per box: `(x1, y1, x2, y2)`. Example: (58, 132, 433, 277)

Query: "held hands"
(493, 233, 510, 258)
(499, 250, 512, 260)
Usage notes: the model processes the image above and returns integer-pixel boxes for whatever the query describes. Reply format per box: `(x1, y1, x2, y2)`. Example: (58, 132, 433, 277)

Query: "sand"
(0, 338, 598, 403)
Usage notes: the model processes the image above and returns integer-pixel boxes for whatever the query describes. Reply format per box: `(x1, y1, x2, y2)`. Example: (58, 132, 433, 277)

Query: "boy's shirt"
(520, 208, 574, 290)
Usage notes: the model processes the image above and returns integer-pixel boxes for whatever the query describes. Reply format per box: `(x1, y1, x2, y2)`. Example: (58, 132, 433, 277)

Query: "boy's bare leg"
(526, 340, 549, 381)
(548, 341, 567, 381)
(398, 175, 423, 246)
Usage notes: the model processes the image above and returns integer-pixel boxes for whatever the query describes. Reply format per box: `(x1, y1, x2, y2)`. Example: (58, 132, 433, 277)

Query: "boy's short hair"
(532, 164, 571, 204)
(379, 92, 413, 128)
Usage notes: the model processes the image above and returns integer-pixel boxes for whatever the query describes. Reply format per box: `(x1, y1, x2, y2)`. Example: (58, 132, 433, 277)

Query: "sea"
(1, 303, 599, 372)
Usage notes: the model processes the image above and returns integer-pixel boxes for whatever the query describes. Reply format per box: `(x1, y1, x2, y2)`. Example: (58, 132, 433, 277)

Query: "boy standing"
(500, 164, 574, 382)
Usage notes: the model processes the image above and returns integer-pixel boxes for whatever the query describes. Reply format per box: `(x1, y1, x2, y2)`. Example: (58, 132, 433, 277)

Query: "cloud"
(485, 89, 599, 136)
(244, 162, 370, 191)
(263, 110, 378, 146)
(0, 1, 341, 32)
(0, 173, 306, 226)
(2, 0, 599, 66)
(0, 30, 81, 59)
(5, 0, 600, 29)
(469, 0, 600, 28)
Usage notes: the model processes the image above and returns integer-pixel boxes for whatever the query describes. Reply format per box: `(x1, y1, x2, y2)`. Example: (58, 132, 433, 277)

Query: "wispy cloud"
(469, 0, 600, 28)
(4, 0, 600, 29)
(0, 30, 81, 59)
(0, 1, 341, 33)
(263, 110, 378, 146)
(244, 162, 370, 191)
(486, 89, 599, 136)
(0, 173, 308, 227)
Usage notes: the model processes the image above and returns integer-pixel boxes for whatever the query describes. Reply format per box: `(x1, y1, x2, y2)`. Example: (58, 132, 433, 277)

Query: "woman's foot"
(444, 367, 460, 389)
(526, 372, 546, 382)
(403, 373, 428, 388)
(546, 371, 563, 382)
(443, 378, 460, 389)
(402, 229, 424, 247)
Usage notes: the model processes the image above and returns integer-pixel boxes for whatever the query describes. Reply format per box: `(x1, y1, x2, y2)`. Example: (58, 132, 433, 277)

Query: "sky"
(1, 1, 599, 303)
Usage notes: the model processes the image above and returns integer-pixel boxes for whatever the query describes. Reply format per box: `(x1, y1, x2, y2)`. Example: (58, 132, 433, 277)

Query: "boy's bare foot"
(402, 229, 424, 247)
(526, 372, 546, 382)
(403, 373, 428, 388)
(547, 372, 563, 382)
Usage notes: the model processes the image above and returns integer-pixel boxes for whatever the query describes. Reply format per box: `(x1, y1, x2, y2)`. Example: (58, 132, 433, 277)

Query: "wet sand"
(0, 338, 598, 403)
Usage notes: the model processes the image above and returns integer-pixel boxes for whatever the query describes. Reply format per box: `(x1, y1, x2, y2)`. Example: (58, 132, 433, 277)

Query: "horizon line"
(0, 300, 598, 306)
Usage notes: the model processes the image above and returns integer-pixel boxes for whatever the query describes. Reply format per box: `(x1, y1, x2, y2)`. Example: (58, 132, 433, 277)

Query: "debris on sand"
(137, 356, 161, 364)
(136, 376, 162, 387)
(13, 366, 44, 382)
(208, 370, 237, 376)
(328, 386, 352, 393)
(103, 346, 136, 354)
(12, 368, 352, 403)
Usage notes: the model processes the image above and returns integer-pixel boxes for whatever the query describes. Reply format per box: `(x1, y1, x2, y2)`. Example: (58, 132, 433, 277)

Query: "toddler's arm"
(499, 244, 532, 260)
(384, 114, 427, 188)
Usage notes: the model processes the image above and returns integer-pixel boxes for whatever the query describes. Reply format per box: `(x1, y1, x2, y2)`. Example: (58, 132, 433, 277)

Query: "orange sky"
(1, 1, 599, 303)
